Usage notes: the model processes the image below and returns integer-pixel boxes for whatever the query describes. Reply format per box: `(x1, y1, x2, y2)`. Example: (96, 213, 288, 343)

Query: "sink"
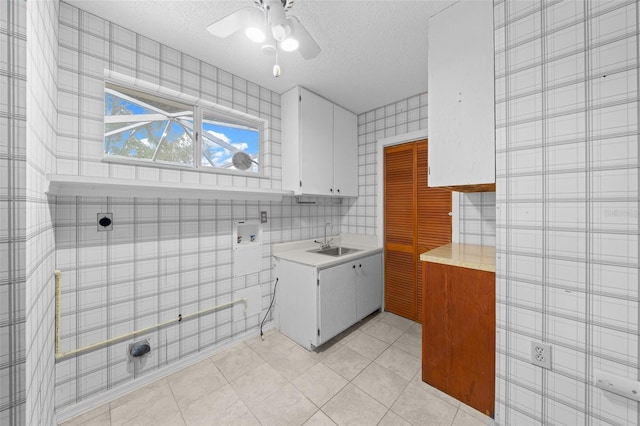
(308, 246, 362, 257)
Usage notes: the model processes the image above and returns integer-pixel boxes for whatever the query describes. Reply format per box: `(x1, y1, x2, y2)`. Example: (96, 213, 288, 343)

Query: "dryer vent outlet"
(128, 340, 151, 359)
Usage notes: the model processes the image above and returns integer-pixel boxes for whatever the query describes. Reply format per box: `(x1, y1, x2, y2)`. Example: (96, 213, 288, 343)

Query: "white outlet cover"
(530, 341, 552, 369)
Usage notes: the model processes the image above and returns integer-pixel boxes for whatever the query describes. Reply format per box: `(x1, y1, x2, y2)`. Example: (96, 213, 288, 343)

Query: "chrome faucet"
(315, 222, 333, 249)
(324, 223, 333, 248)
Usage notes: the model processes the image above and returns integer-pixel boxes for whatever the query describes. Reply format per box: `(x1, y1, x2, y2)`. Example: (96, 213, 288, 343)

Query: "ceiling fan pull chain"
(273, 43, 281, 78)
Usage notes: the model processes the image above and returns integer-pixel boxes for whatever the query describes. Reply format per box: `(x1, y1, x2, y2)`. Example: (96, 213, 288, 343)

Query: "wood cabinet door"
(422, 262, 495, 417)
(384, 140, 451, 322)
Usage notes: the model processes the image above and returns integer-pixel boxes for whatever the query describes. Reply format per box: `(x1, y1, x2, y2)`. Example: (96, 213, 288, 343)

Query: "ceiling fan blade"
(287, 16, 321, 59)
(207, 7, 262, 39)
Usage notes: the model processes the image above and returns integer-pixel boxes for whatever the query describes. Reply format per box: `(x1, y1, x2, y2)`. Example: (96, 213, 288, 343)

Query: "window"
(200, 109, 260, 173)
(104, 82, 262, 174)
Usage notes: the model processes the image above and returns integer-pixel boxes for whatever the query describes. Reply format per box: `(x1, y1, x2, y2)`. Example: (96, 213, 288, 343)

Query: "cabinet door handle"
(353, 265, 356, 269)
(330, 188, 333, 193)
(337, 189, 340, 193)
(359, 264, 362, 268)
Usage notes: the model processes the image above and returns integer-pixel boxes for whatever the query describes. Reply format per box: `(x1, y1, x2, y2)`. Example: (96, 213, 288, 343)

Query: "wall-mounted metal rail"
(54, 270, 247, 361)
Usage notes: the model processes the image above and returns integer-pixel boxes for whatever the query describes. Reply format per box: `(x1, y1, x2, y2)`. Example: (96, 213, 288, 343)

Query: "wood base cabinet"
(422, 261, 495, 418)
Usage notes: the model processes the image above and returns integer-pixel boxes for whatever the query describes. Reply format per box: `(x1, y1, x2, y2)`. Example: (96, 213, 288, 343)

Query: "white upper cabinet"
(298, 88, 334, 196)
(332, 104, 358, 196)
(282, 87, 358, 197)
(427, 0, 495, 191)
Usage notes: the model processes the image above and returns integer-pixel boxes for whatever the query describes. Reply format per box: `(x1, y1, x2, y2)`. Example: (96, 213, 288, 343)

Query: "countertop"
(273, 234, 382, 269)
(420, 243, 495, 273)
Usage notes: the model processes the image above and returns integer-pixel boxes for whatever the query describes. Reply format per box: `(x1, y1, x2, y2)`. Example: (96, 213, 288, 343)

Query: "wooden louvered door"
(384, 140, 452, 322)
(384, 143, 417, 320)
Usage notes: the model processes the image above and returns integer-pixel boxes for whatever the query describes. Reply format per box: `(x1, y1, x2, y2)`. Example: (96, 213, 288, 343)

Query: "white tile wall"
(0, 1, 28, 424)
(458, 192, 497, 247)
(25, 1, 59, 425)
(1, 1, 58, 425)
(495, 0, 639, 424)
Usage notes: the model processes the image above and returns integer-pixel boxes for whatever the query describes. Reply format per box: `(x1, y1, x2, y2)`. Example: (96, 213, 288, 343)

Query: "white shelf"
(46, 174, 293, 202)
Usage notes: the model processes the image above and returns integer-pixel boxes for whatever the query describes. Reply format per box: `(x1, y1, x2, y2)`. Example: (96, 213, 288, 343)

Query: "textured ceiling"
(64, 0, 455, 114)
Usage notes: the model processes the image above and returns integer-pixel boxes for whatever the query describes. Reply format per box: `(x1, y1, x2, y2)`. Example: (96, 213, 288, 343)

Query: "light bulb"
(271, 24, 288, 42)
(273, 63, 281, 78)
(281, 37, 299, 52)
(245, 27, 265, 43)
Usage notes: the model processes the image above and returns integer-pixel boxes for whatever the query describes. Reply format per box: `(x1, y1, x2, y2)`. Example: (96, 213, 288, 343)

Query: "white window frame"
(103, 71, 267, 178)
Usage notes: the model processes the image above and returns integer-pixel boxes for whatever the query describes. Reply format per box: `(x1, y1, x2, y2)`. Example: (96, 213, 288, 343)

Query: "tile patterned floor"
(61, 312, 494, 426)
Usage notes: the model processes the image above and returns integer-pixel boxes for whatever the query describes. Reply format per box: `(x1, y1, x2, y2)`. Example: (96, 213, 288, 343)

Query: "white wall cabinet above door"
(282, 87, 358, 197)
(427, 0, 495, 192)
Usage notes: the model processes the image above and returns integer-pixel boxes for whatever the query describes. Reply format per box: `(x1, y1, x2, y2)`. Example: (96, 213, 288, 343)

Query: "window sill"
(102, 157, 268, 179)
(46, 174, 293, 202)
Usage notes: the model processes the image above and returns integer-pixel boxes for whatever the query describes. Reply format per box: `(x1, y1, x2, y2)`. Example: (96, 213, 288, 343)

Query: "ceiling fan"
(207, 0, 321, 77)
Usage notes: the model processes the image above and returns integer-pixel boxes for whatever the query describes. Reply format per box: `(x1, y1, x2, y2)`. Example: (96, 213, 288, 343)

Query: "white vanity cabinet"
(282, 86, 358, 197)
(274, 252, 382, 350)
(427, 0, 495, 191)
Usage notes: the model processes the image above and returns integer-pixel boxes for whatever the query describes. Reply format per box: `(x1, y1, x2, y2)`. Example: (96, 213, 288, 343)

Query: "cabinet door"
(422, 262, 495, 417)
(300, 88, 334, 196)
(273, 260, 318, 350)
(427, 0, 495, 188)
(318, 262, 357, 344)
(333, 104, 358, 197)
(355, 253, 383, 321)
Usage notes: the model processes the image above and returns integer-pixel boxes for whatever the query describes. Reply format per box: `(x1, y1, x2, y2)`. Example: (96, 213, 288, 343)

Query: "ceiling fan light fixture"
(267, 0, 290, 41)
(244, 6, 267, 42)
(245, 27, 265, 42)
(281, 37, 298, 52)
(271, 23, 289, 41)
(207, 0, 321, 77)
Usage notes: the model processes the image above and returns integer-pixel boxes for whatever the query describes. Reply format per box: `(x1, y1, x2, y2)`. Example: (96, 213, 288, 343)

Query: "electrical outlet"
(531, 341, 552, 369)
(97, 213, 113, 231)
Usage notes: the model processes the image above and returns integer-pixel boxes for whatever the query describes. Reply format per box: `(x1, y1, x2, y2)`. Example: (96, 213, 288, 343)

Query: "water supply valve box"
(232, 220, 262, 277)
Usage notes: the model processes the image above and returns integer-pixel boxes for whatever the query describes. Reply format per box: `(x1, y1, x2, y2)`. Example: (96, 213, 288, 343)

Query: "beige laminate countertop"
(420, 243, 496, 273)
